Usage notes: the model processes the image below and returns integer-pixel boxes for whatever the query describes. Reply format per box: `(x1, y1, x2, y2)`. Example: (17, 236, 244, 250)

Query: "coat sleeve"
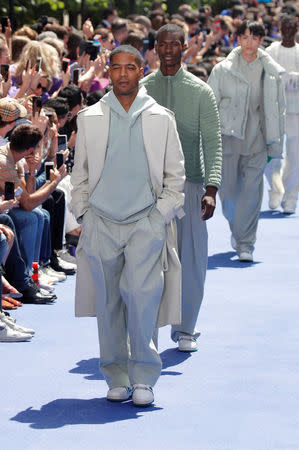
(70, 112, 90, 222)
(199, 82, 222, 188)
(267, 74, 286, 158)
(156, 113, 186, 224)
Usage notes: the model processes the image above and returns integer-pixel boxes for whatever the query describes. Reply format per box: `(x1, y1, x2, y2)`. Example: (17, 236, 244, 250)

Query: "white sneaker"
(57, 256, 77, 271)
(107, 386, 132, 402)
(57, 249, 77, 265)
(39, 267, 60, 284)
(0, 313, 35, 335)
(281, 198, 296, 214)
(238, 251, 253, 262)
(178, 335, 198, 352)
(268, 190, 282, 210)
(39, 270, 55, 285)
(0, 320, 32, 342)
(231, 234, 237, 250)
(132, 384, 154, 407)
(41, 266, 67, 282)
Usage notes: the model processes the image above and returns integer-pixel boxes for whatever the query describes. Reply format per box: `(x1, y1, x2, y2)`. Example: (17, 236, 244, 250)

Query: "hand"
(201, 186, 217, 221)
(0, 224, 14, 244)
(0, 196, 19, 213)
(61, 67, 71, 88)
(31, 111, 49, 134)
(50, 164, 67, 184)
(3, 18, 12, 43)
(204, 31, 214, 48)
(29, 70, 42, 91)
(82, 18, 94, 39)
(93, 54, 106, 77)
(0, 72, 12, 97)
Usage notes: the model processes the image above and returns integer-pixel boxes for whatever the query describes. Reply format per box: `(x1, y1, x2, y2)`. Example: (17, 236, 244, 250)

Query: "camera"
(79, 40, 100, 61)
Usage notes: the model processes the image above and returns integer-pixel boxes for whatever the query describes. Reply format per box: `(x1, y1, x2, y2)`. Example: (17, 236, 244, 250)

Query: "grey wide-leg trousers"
(171, 181, 208, 342)
(219, 149, 268, 254)
(89, 210, 165, 388)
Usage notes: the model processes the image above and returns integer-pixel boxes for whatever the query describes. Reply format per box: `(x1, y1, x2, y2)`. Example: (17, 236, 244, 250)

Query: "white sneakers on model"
(106, 386, 132, 402)
(268, 190, 282, 210)
(238, 251, 253, 262)
(106, 384, 154, 406)
(178, 335, 198, 352)
(132, 384, 154, 407)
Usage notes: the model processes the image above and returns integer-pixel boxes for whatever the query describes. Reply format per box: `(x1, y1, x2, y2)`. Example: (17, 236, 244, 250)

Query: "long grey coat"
(71, 98, 185, 327)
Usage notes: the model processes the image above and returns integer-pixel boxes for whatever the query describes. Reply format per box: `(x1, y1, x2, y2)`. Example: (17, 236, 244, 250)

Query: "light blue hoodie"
(89, 87, 156, 223)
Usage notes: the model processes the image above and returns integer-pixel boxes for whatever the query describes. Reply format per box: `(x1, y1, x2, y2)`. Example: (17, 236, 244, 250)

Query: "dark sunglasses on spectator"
(37, 83, 47, 92)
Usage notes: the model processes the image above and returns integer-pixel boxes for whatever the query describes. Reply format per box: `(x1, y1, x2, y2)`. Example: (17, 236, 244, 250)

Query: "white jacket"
(208, 47, 286, 157)
(71, 98, 185, 327)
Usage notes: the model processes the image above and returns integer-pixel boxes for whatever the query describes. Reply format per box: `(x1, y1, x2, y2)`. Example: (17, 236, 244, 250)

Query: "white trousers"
(85, 209, 165, 388)
(265, 114, 299, 210)
(219, 149, 268, 254)
(171, 181, 208, 342)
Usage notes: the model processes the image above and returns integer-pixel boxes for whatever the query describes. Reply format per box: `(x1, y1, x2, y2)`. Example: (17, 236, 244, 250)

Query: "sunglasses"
(37, 83, 48, 92)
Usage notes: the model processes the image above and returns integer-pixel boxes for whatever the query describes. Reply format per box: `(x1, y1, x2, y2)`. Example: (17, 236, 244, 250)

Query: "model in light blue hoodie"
(89, 86, 157, 223)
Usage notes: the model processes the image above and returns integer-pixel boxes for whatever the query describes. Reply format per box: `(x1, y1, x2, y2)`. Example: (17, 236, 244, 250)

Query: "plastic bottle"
(32, 262, 39, 284)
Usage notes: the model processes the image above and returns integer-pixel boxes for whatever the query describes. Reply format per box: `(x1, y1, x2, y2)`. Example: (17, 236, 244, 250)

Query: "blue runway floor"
(1, 190, 299, 450)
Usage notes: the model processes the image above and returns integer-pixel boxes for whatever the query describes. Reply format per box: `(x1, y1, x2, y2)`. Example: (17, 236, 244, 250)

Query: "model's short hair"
(156, 24, 185, 46)
(110, 45, 143, 67)
(280, 14, 297, 27)
(10, 124, 43, 152)
(236, 20, 265, 38)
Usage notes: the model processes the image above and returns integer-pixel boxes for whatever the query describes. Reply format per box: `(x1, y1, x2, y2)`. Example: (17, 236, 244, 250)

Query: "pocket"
(147, 208, 166, 241)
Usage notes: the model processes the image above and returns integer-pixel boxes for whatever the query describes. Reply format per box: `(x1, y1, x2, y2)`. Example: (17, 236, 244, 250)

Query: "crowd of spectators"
(0, 0, 298, 341)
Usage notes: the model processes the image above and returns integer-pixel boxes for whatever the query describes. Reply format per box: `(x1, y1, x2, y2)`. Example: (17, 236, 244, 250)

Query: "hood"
(225, 46, 286, 76)
(102, 86, 156, 126)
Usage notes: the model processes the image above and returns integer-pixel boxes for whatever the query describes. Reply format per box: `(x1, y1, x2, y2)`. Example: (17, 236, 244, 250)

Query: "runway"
(1, 189, 299, 450)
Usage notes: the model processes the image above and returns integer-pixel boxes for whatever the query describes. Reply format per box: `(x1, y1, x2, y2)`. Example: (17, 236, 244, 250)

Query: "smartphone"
(56, 152, 64, 169)
(25, 60, 30, 71)
(15, 187, 23, 197)
(142, 39, 150, 53)
(57, 134, 67, 151)
(36, 56, 42, 72)
(4, 181, 15, 200)
(0, 64, 9, 82)
(45, 161, 54, 182)
(1, 17, 8, 31)
(32, 96, 42, 116)
(62, 58, 70, 73)
(43, 108, 54, 124)
(73, 68, 80, 85)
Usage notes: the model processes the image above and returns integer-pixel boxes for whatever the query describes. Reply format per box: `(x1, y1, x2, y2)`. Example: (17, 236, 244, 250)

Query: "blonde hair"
(13, 26, 38, 40)
(15, 40, 60, 83)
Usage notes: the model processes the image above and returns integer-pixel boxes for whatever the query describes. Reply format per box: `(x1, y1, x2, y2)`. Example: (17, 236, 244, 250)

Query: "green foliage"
(2, 0, 229, 30)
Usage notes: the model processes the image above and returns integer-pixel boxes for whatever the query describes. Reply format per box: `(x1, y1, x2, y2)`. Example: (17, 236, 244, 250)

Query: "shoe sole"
(106, 396, 131, 402)
(132, 399, 154, 407)
(178, 347, 198, 352)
